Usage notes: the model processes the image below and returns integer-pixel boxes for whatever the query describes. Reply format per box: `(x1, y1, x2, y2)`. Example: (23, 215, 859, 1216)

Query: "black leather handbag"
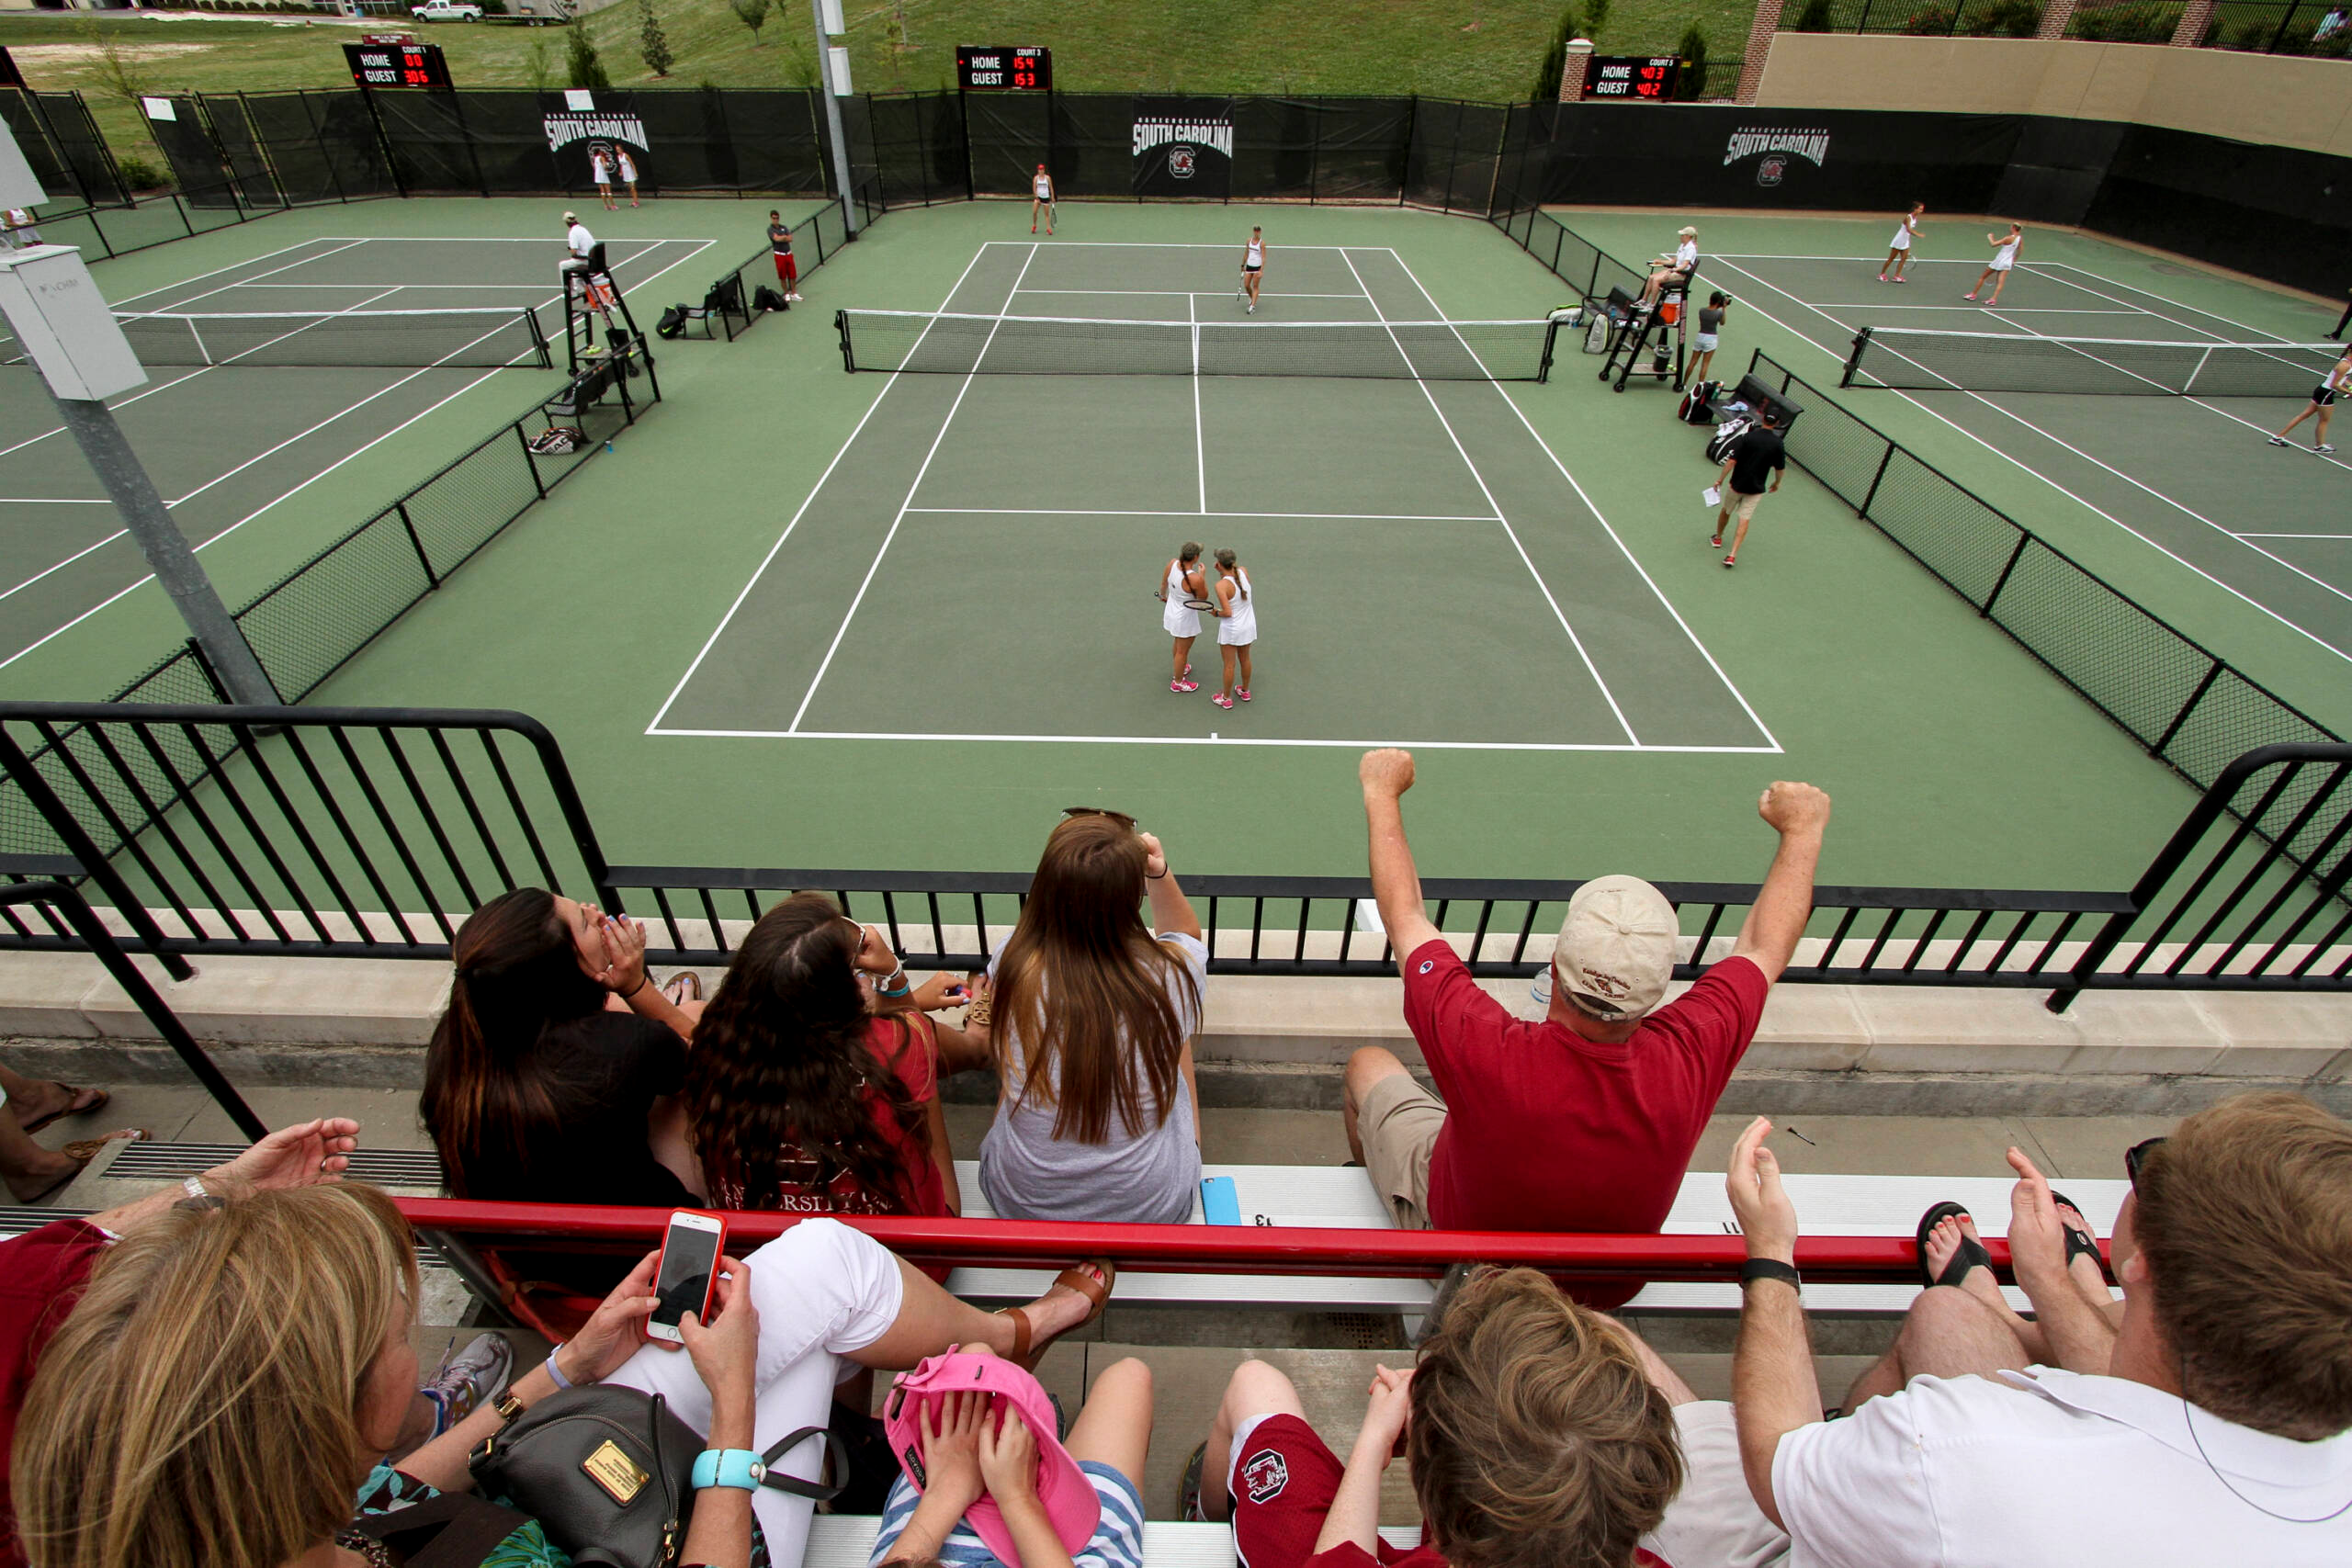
(471, 1385, 847, 1568)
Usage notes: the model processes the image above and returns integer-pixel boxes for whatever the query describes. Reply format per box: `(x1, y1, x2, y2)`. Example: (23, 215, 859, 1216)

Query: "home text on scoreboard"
(1587, 55, 1680, 100)
(344, 40, 454, 91)
(956, 45, 1052, 92)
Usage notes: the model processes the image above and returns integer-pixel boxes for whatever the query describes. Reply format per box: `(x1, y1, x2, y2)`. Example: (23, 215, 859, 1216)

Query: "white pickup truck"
(410, 1, 484, 20)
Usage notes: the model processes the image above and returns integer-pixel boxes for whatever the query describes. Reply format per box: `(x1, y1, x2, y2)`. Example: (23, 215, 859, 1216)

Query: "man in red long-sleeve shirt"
(1341, 749, 1829, 1309)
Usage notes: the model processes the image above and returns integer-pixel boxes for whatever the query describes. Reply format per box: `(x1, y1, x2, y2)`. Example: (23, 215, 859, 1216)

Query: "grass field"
(2, 0, 1750, 175)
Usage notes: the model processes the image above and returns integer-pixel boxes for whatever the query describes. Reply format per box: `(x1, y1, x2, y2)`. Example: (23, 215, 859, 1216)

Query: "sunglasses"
(1060, 807, 1137, 830)
(2125, 1135, 2167, 1190)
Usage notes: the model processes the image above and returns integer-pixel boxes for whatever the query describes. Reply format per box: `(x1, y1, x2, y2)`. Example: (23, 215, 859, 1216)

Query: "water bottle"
(603, 439, 614, 454)
(1530, 964, 1553, 1008)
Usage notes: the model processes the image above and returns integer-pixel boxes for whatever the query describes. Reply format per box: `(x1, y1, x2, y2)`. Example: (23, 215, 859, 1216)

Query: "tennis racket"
(1182, 596, 1219, 614)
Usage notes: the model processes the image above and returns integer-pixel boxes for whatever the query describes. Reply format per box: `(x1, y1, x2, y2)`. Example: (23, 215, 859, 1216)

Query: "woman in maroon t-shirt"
(683, 893, 963, 1217)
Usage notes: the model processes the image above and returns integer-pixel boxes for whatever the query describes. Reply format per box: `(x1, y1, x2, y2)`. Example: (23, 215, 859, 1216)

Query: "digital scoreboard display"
(956, 46, 1051, 92)
(1587, 56, 1680, 100)
(344, 40, 453, 91)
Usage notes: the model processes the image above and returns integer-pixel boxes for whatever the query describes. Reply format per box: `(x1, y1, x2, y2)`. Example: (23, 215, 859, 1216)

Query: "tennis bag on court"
(656, 305, 687, 340)
(1706, 414, 1754, 466)
(528, 426, 584, 455)
(1679, 381, 1720, 425)
(753, 285, 787, 311)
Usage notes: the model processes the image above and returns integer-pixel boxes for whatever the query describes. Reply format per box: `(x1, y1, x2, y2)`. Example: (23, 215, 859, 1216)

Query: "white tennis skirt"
(1164, 600, 1201, 637)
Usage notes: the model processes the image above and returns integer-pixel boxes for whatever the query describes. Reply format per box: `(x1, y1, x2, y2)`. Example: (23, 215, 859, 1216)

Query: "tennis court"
(650, 238, 1775, 752)
(1694, 243, 2352, 665)
(0, 231, 714, 677)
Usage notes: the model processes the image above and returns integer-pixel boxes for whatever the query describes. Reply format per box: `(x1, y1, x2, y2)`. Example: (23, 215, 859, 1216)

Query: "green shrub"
(1533, 5, 1580, 100)
(1903, 6, 1956, 31)
(1964, 0, 2043, 35)
(114, 153, 165, 192)
(566, 19, 613, 90)
(2070, 2, 2178, 41)
(1675, 21, 1707, 97)
(1792, 0, 1838, 29)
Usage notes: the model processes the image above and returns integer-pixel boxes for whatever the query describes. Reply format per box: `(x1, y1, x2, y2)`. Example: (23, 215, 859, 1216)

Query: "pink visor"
(884, 1350, 1100, 1565)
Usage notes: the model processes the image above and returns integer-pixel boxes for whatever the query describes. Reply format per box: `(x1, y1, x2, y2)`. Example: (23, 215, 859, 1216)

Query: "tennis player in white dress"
(1209, 547, 1256, 711)
(1156, 542, 1205, 693)
(1966, 224, 2023, 305)
(1880, 203, 1924, 283)
(592, 148, 616, 211)
(1241, 228, 1266, 313)
(1031, 164, 1056, 234)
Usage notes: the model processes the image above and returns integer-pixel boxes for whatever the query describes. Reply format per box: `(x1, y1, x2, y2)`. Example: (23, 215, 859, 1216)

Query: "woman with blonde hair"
(16, 1186, 1114, 1568)
(974, 809, 1206, 1223)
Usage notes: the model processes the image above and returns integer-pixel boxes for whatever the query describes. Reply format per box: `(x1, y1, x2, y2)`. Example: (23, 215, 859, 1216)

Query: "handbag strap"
(350, 1491, 535, 1568)
(757, 1426, 848, 1501)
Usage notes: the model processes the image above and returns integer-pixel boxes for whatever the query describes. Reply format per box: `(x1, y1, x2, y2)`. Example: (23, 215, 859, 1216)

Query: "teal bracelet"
(692, 1448, 766, 1491)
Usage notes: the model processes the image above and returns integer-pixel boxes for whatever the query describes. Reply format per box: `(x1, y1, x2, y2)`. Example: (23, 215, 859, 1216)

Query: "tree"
(566, 19, 614, 92)
(526, 29, 557, 90)
(638, 0, 674, 77)
(1532, 5, 1582, 100)
(729, 0, 771, 45)
(1676, 22, 1709, 98)
(1585, 0, 1611, 35)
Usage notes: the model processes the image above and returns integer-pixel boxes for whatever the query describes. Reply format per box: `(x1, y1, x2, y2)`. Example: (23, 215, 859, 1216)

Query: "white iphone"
(647, 1210, 728, 1344)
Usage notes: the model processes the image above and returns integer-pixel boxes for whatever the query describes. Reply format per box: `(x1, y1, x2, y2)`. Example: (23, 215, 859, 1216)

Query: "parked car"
(411, 1, 484, 20)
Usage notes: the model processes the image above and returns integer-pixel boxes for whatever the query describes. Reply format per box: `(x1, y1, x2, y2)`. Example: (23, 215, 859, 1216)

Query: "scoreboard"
(956, 45, 1051, 92)
(344, 39, 454, 91)
(1587, 55, 1679, 100)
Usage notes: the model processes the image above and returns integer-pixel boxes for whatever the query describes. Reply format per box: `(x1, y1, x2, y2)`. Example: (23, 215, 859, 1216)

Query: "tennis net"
(1, 307, 554, 371)
(834, 310, 1558, 380)
(1842, 327, 2344, 398)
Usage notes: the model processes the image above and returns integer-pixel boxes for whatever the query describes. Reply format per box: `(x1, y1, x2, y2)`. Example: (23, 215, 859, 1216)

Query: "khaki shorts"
(1358, 1072, 1446, 1230)
(1644, 1402, 1792, 1568)
(1729, 489, 1765, 521)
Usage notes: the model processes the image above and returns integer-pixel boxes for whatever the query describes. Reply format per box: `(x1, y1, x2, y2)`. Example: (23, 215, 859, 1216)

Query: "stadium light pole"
(0, 127, 275, 706)
(811, 0, 860, 238)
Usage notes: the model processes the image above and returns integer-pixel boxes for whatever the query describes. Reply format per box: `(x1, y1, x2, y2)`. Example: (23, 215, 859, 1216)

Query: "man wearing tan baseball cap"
(1340, 748, 1829, 1308)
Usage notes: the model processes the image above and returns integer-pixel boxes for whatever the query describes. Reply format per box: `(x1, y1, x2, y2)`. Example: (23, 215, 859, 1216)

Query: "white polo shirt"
(1773, 1367, 2352, 1567)
(567, 221, 594, 258)
(1674, 239, 1698, 270)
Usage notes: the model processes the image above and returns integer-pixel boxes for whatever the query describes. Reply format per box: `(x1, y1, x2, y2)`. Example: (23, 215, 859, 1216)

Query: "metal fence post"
(2151, 658, 2228, 760)
(394, 502, 440, 589)
(514, 421, 547, 499)
(1858, 446, 1894, 516)
(1980, 531, 2030, 617)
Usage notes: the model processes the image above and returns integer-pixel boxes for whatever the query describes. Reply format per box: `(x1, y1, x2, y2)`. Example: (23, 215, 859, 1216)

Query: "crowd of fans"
(0, 750, 2346, 1567)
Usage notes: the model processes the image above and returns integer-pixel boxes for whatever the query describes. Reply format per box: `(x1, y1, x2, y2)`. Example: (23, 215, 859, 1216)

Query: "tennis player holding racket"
(1965, 223, 2023, 305)
(1157, 542, 1206, 693)
(1240, 227, 1266, 313)
(1209, 548, 1256, 711)
(1031, 164, 1057, 234)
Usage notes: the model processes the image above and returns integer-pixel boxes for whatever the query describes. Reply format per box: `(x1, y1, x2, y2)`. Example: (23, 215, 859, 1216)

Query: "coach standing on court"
(1339, 748, 1831, 1309)
(1712, 410, 1786, 569)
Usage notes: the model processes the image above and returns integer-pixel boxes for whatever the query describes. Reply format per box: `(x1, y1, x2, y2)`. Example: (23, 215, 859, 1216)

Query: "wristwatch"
(692, 1448, 767, 1491)
(1738, 1258, 1802, 1290)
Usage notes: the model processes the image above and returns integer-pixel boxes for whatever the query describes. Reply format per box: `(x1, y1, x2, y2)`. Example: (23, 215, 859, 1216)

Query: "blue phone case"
(1201, 1175, 1241, 1225)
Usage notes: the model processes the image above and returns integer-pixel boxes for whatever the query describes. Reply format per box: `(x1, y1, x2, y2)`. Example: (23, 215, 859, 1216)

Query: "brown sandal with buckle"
(996, 1259, 1115, 1371)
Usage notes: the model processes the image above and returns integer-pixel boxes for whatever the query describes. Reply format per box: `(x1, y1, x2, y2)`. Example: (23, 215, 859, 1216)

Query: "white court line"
(659, 727, 1780, 752)
(1705, 254, 2352, 666)
(787, 244, 1042, 733)
(646, 244, 999, 734)
(101, 237, 354, 310)
(991, 242, 1359, 250)
(225, 282, 568, 290)
(1379, 247, 1783, 753)
(1189, 291, 1206, 513)
(1812, 305, 2143, 314)
(0, 499, 113, 504)
(2030, 260, 2301, 347)
(904, 507, 1498, 521)
(1015, 288, 1365, 298)
(146, 238, 373, 315)
(0, 369, 211, 462)
(2239, 532, 2352, 539)
(1340, 248, 1638, 747)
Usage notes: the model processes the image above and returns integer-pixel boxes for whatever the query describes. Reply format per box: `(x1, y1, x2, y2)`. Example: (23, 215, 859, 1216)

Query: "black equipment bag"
(752, 285, 787, 312)
(656, 306, 687, 340)
(1679, 380, 1720, 424)
(1706, 414, 1753, 466)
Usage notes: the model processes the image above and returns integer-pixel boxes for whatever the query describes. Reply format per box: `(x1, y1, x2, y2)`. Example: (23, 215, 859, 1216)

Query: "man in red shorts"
(1340, 748, 1829, 1309)
(1182, 1267, 1685, 1568)
(767, 209, 802, 303)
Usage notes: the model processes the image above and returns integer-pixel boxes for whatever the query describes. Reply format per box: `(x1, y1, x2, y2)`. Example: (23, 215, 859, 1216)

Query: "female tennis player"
(1965, 223, 2023, 305)
(1031, 164, 1056, 234)
(1208, 548, 1255, 711)
(591, 145, 617, 212)
(1241, 227, 1266, 313)
(1156, 541, 1206, 693)
(1880, 202, 1925, 283)
(2269, 344, 2352, 453)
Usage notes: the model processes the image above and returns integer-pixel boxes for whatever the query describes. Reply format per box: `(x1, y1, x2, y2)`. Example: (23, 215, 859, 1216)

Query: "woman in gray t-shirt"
(975, 811, 1205, 1224)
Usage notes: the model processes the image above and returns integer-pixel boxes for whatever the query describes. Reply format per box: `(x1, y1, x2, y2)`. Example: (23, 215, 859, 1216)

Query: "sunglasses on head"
(1060, 807, 1137, 830)
(2125, 1135, 2167, 1190)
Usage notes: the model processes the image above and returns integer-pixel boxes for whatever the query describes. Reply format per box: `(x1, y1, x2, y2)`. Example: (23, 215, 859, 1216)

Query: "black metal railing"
(0, 705, 2341, 1007)
(1487, 201, 1650, 311)
(1747, 349, 2344, 820)
(1780, 0, 2049, 35)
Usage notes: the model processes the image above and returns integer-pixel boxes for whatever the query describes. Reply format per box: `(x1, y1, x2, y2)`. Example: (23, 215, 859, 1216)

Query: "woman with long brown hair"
(683, 891, 962, 1217)
(15, 1185, 1115, 1568)
(974, 810, 1206, 1223)
(422, 888, 703, 1289)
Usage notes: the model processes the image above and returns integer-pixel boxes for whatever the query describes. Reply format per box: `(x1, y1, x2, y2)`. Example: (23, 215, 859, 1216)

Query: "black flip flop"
(1915, 1200, 1992, 1290)
(2049, 1190, 2107, 1280)
(1178, 1439, 1210, 1523)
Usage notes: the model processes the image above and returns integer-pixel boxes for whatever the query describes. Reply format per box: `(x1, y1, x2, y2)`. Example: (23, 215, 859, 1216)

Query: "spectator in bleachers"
(875, 1346, 1152, 1568)
(1341, 750, 1828, 1308)
(682, 892, 963, 1217)
(972, 810, 1206, 1224)
(423, 888, 707, 1289)
(15, 1183, 1115, 1568)
(1721, 1092, 2352, 1565)
(1184, 1267, 1687, 1567)
(0, 1117, 360, 1568)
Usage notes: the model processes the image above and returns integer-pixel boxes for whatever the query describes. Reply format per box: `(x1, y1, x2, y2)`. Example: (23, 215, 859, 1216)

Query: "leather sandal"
(2049, 1191, 2108, 1281)
(996, 1259, 1115, 1371)
(18, 1083, 107, 1135)
(1915, 1201, 1992, 1290)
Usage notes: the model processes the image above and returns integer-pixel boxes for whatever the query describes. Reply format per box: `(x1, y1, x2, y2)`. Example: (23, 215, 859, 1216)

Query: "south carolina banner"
(1133, 96, 1234, 198)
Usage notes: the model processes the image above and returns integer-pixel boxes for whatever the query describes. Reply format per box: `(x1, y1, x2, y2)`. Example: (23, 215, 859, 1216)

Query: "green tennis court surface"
(651, 239, 1773, 751)
(1688, 237, 2352, 671)
(0, 229, 716, 680)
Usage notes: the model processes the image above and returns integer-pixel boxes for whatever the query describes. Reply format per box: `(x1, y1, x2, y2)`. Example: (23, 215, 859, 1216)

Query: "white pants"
(608, 1217, 905, 1559)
